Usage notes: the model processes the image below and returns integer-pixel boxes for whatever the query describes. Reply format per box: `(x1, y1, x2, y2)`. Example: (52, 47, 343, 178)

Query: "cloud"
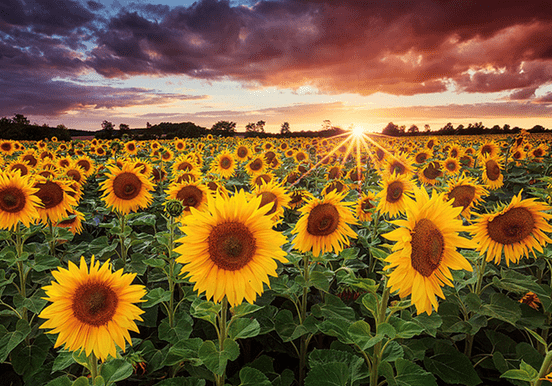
(2, 0, 552, 118)
(0, 71, 207, 117)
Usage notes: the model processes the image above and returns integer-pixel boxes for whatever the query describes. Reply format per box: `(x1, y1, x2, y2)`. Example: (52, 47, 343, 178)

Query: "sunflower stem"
(47, 218, 56, 258)
(370, 285, 390, 386)
(534, 349, 552, 386)
(118, 212, 128, 268)
(14, 223, 28, 325)
(89, 352, 98, 384)
(298, 253, 311, 386)
(167, 215, 176, 328)
(215, 297, 229, 386)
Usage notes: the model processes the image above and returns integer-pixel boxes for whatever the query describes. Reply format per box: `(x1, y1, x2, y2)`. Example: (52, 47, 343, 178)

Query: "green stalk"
(215, 297, 229, 386)
(370, 286, 390, 386)
(466, 257, 488, 358)
(298, 253, 311, 386)
(89, 352, 98, 384)
(534, 350, 552, 386)
(14, 223, 28, 324)
(118, 212, 128, 267)
(167, 215, 176, 328)
(47, 218, 57, 258)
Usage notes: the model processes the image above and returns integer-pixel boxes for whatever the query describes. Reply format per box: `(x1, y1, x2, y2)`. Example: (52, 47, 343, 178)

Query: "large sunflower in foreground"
(470, 191, 552, 266)
(39, 256, 146, 362)
(292, 190, 357, 257)
(0, 171, 42, 230)
(383, 187, 474, 315)
(100, 162, 155, 215)
(175, 191, 288, 306)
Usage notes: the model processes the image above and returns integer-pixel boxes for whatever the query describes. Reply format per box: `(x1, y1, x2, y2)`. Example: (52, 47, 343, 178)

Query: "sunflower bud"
(165, 199, 184, 217)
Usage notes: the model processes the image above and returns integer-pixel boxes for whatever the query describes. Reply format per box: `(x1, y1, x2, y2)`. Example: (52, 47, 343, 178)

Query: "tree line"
(381, 121, 550, 136)
(0, 114, 72, 141)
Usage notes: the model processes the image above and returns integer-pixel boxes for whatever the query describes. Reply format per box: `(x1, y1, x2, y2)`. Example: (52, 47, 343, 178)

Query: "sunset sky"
(1, 0, 552, 133)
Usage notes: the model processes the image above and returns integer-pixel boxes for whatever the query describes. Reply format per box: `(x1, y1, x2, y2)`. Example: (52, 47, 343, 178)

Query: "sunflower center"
(448, 185, 476, 211)
(534, 148, 543, 157)
(22, 154, 38, 167)
(487, 207, 535, 245)
(481, 145, 492, 156)
(485, 160, 501, 181)
(415, 153, 428, 163)
(450, 149, 458, 158)
(11, 164, 28, 175)
(113, 172, 142, 200)
(361, 198, 374, 212)
(254, 174, 271, 187)
(411, 218, 444, 277)
(208, 222, 256, 271)
(0, 187, 26, 213)
(326, 181, 345, 194)
(176, 186, 203, 208)
(1, 143, 12, 151)
(296, 153, 306, 162)
(220, 156, 232, 169)
(386, 181, 404, 203)
(258, 192, 278, 215)
(72, 281, 118, 326)
(76, 160, 91, 172)
(307, 203, 340, 236)
(35, 181, 64, 209)
(423, 162, 442, 180)
(328, 167, 340, 180)
(67, 170, 82, 183)
(446, 161, 456, 171)
(237, 147, 248, 158)
(250, 159, 263, 171)
(390, 161, 405, 175)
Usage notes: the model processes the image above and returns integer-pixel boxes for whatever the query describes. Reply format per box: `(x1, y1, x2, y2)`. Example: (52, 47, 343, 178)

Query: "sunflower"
(477, 140, 501, 159)
(519, 292, 541, 310)
(443, 157, 461, 176)
(245, 156, 267, 176)
(175, 190, 288, 306)
(160, 148, 174, 162)
(165, 181, 210, 217)
(34, 177, 77, 223)
(322, 180, 349, 196)
(131, 159, 153, 178)
(459, 154, 474, 168)
(75, 155, 95, 177)
(381, 153, 414, 179)
(39, 256, 146, 362)
(0, 171, 42, 230)
(470, 191, 552, 266)
(100, 162, 154, 215)
(175, 139, 187, 152)
(252, 181, 290, 224)
(6, 160, 31, 176)
(417, 161, 443, 186)
(510, 147, 527, 164)
(294, 150, 309, 164)
(0, 140, 16, 156)
(20, 151, 39, 168)
(383, 186, 474, 315)
(289, 189, 314, 210)
(250, 173, 274, 188)
(481, 155, 504, 190)
(413, 149, 432, 165)
(172, 154, 199, 175)
(356, 191, 378, 223)
(210, 151, 236, 179)
(444, 175, 488, 220)
(203, 178, 229, 198)
(284, 171, 301, 185)
(56, 209, 85, 234)
(292, 190, 357, 257)
(448, 145, 463, 159)
(235, 144, 251, 161)
(375, 172, 416, 218)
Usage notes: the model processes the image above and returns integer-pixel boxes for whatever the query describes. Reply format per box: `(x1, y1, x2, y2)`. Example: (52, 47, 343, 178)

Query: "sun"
(350, 125, 366, 137)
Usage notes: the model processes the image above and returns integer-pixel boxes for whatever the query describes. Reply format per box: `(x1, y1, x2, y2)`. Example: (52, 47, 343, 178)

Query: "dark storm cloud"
(3, 0, 552, 117)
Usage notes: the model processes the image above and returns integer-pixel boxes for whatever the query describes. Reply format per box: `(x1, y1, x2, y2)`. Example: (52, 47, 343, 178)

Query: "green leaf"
(423, 348, 482, 385)
(45, 376, 73, 386)
(190, 298, 221, 327)
(238, 367, 272, 386)
(143, 258, 166, 268)
(305, 362, 349, 386)
(389, 317, 424, 339)
(100, 359, 133, 386)
(347, 320, 372, 350)
(152, 378, 206, 386)
(158, 313, 193, 342)
(72, 376, 90, 386)
(228, 318, 261, 340)
(381, 340, 404, 363)
(0, 319, 31, 362)
(274, 310, 317, 342)
(394, 358, 438, 386)
(318, 318, 353, 345)
(479, 293, 522, 326)
(361, 292, 378, 319)
(164, 337, 203, 367)
(198, 339, 239, 376)
(312, 294, 356, 321)
(33, 254, 61, 272)
(309, 349, 368, 385)
(501, 360, 539, 383)
(143, 287, 171, 308)
(231, 303, 263, 318)
(310, 271, 331, 293)
(11, 333, 50, 376)
(52, 351, 76, 373)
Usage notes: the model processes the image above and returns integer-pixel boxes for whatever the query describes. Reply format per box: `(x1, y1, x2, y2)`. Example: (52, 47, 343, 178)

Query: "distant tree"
(322, 120, 332, 130)
(280, 121, 291, 135)
(211, 120, 236, 133)
(529, 125, 546, 133)
(96, 120, 115, 139)
(256, 120, 266, 133)
(245, 122, 257, 132)
(382, 122, 400, 136)
(424, 124, 430, 132)
(13, 114, 30, 125)
(56, 124, 68, 131)
(407, 124, 419, 134)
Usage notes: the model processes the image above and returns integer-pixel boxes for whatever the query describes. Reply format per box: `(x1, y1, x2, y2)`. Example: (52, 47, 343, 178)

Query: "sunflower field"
(1, 132, 552, 386)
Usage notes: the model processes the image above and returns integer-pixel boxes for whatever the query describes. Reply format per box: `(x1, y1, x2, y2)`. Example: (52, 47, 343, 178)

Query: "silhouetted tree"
(280, 122, 291, 135)
(211, 120, 236, 133)
(407, 124, 419, 134)
(382, 122, 400, 136)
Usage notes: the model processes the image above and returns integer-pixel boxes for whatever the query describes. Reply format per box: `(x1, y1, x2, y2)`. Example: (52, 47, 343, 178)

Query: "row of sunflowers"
(1, 131, 552, 386)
